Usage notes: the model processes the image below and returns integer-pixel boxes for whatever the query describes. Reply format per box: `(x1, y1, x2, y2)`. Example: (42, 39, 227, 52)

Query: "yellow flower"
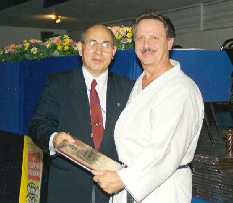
(64, 45, 69, 50)
(120, 28, 126, 35)
(57, 44, 62, 51)
(127, 32, 132, 38)
(0, 51, 3, 55)
(63, 38, 70, 46)
(24, 43, 30, 50)
(128, 27, 132, 32)
(115, 34, 122, 40)
(46, 43, 51, 48)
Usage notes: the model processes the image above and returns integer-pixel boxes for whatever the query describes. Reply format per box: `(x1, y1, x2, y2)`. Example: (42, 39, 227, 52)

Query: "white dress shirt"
(82, 66, 108, 126)
(49, 67, 108, 155)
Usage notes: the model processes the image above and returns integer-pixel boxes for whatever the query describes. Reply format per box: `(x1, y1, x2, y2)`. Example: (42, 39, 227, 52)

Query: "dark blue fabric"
(192, 197, 207, 203)
(170, 50, 232, 102)
(110, 49, 143, 80)
(0, 50, 232, 135)
(0, 62, 21, 133)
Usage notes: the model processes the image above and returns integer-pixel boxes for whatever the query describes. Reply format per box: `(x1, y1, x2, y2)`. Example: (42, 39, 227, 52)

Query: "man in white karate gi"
(92, 10, 204, 203)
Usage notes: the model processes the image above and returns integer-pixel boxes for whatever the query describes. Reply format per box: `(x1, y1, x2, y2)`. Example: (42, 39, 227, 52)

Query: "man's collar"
(82, 66, 108, 90)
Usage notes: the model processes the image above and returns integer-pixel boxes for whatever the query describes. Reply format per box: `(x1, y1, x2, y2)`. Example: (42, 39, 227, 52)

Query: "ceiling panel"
(0, 0, 218, 30)
(0, 0, 29, 11)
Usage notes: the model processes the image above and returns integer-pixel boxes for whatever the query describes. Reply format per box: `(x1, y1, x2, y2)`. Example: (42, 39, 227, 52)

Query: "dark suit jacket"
(29, 67, 134, 203)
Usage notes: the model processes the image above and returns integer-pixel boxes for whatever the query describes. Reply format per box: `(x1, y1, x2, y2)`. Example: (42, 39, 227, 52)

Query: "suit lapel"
(69, 68, 93, 147)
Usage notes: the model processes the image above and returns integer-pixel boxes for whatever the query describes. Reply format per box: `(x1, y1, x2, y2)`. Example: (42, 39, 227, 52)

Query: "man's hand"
(92, 170, 125, 194)
(53, 132, 75, 148)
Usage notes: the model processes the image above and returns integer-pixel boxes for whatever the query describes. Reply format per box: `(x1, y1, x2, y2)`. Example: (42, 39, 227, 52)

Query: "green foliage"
(0, 35, 79, 63)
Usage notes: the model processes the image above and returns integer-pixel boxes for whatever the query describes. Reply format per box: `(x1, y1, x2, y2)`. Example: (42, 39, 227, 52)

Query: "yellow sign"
(19, 136, 43, 203)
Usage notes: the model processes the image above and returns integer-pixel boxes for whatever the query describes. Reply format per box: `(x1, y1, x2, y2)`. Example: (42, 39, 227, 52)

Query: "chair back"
(220, 38, 233, 50)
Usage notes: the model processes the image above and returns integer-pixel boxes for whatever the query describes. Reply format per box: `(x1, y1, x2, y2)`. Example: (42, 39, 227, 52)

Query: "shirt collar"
(82, 66, 108, 90)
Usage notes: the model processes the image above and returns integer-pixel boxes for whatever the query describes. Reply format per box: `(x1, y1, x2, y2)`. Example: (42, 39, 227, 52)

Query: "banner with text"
(19, 136, 43, 203)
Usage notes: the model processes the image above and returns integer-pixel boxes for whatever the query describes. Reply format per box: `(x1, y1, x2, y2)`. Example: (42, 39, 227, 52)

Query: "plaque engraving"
(55, 138, 123, 172)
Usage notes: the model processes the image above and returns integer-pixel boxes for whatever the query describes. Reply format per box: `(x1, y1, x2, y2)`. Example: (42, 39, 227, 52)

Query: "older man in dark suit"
(29, 25, 134, 203)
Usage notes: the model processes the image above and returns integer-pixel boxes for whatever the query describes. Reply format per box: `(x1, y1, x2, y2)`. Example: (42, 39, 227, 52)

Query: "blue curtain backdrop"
(0, 62, 21, 133)
(0, 49, 232, 135)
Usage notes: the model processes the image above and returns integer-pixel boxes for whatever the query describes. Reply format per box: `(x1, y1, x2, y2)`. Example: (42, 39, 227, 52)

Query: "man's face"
(134, 19, 174, 68)
(78, 25, 116, 77)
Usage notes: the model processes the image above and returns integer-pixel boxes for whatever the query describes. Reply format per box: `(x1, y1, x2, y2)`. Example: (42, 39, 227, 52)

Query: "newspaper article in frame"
(55, 137, 124, 172)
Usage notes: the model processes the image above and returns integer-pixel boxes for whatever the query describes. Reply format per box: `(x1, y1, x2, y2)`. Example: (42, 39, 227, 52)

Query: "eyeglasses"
(83, 40, 114, 53)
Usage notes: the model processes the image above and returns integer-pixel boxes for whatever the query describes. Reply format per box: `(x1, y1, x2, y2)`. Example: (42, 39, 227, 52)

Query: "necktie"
(90, 79, 104, 150)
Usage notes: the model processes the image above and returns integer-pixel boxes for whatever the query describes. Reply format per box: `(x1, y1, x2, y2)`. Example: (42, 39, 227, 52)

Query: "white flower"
(31, 47, 37, 54)
(127, 38, 133, 43)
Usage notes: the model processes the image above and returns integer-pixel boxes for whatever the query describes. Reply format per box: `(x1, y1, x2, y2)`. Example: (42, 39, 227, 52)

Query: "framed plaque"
(55, 137, 123, 172)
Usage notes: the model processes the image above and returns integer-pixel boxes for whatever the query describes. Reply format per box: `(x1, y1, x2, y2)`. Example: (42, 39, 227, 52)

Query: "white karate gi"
(112, 60, 204, 203)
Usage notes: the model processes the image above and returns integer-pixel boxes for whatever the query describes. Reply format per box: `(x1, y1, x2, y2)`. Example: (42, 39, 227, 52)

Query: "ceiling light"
(52, 15, 61, 24)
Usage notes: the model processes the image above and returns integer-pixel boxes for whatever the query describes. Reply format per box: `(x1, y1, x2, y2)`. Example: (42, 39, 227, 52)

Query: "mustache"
(140, 48, 156, 53)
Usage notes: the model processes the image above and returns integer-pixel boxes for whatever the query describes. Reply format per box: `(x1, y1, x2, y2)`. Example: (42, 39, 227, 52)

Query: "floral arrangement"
(0, 35, 78, 63)
(0, 27, 134, 63)
(110, 26, 134, 50)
